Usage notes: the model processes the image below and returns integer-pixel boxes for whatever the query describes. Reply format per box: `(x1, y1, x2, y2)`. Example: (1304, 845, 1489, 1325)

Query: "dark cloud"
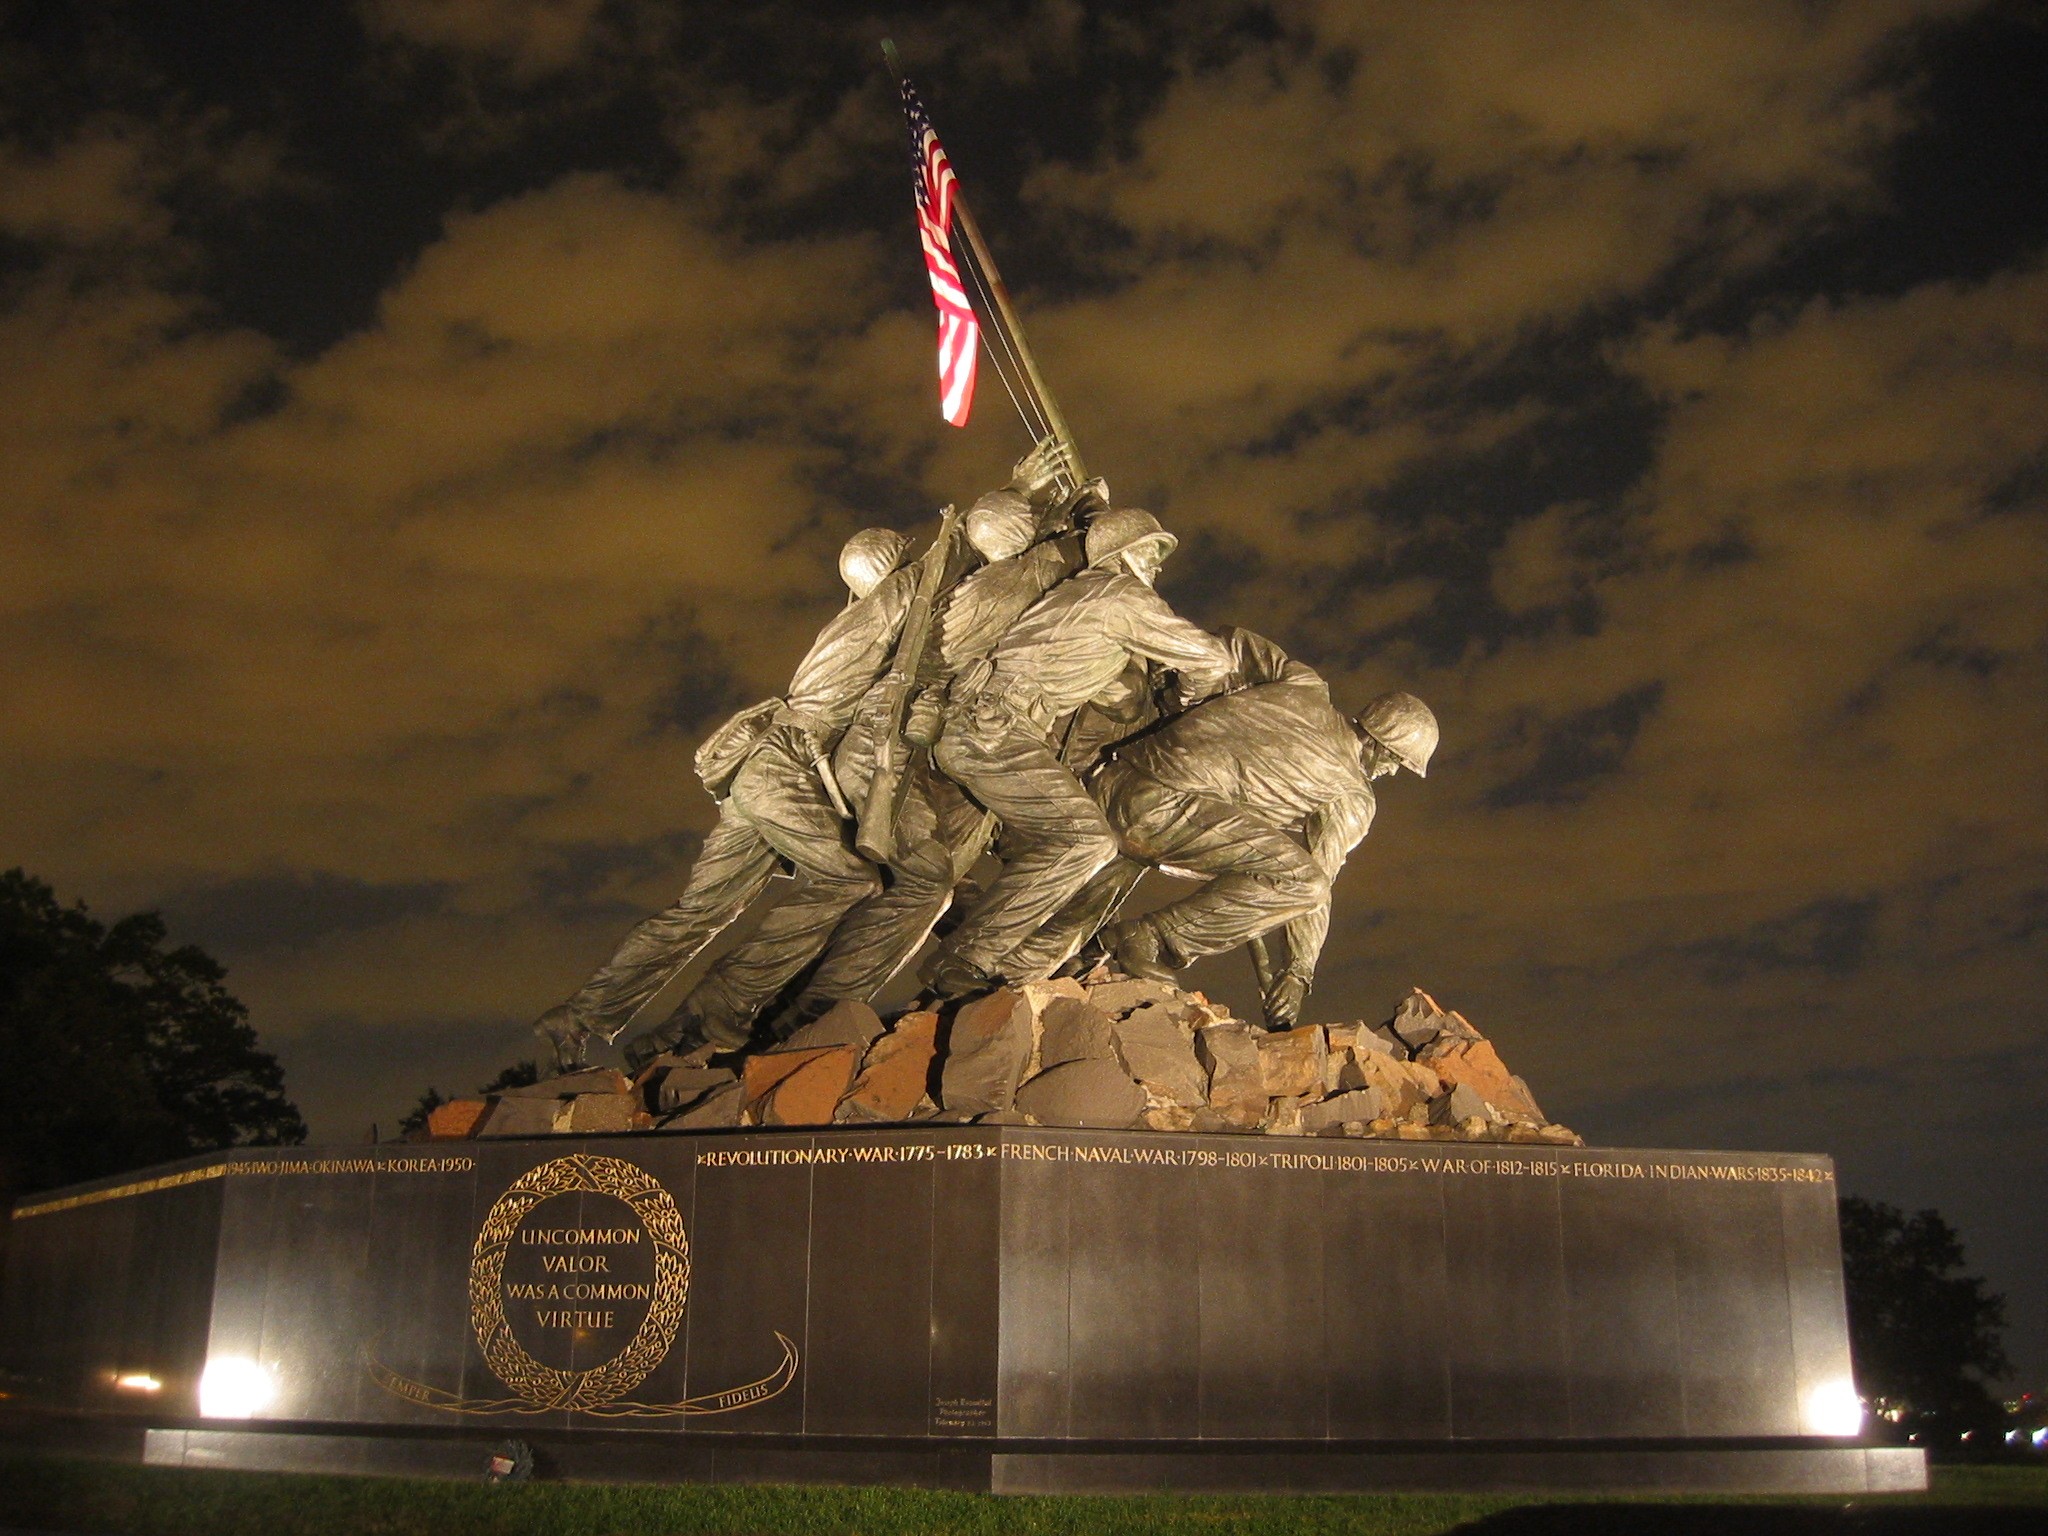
(168, 870, 452, 954)
(1484, 681, 1665, 809)
(4, 0, 2045, 1382)
(1691, 896, 1884, 983)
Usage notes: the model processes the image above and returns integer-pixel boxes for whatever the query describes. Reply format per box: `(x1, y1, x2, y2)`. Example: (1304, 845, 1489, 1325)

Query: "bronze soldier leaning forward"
(919, 506, 1234, 999)
(1007, 629, 1437, 1029)
(642, 471, 1083, 1055)
(530, 529, 920, 1072)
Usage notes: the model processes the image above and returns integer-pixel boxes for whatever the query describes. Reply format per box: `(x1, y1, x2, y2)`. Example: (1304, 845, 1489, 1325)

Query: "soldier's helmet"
(1084, 506, 1178, 573)
(965, 488, 1035, 562)
(839, 528, 912, 599)
(1356, 692, 1439, 777)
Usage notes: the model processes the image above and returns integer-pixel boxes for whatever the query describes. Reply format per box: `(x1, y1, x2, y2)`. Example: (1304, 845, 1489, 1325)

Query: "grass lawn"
(0, 1454, 2043, 1536)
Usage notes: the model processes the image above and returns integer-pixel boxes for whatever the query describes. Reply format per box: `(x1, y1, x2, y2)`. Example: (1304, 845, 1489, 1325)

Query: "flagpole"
(882, 40, 1088, 487)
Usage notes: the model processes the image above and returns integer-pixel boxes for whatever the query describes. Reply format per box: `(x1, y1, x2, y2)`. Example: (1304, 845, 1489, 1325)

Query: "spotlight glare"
(197, 1356, 275, 1419)
(1802, 1378, 1865, 1437)
(113, 1372, 161, 1392)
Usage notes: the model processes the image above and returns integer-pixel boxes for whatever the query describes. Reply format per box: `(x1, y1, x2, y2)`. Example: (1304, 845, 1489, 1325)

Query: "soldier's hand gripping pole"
(856, 504, 965, 864)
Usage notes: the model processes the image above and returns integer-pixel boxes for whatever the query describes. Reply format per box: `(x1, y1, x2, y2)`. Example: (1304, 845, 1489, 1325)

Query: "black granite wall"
(0, 1130, 1857, 1447)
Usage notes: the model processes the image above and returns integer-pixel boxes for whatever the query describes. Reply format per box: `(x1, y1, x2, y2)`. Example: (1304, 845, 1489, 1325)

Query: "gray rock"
(1082, 978, 1179, 1017)
(1358, 1026, 1402, 1057)
(1431, 1081, 1489, 1125)
(564, 1094, 639, 1133)
(1036, 997, 1119, 1069)
(1510, 1074, 1545, 1122)
(1389, 990, 1447, 1051)
(1111, 1003, 1207, 1108)
(500, 1067, 630, 1099)
(1196, 1023, 1267, 1127)
(668, 1081, 741, 1129)
(478, 1096, 564, 1136)
(652, 1065, 737, 1115)
(938, 989, 1036, 1115)
(1014, 1059, 1147, 1128)
(1301, 1087, 1386, 1133)
(776, 1000, 885, 1053)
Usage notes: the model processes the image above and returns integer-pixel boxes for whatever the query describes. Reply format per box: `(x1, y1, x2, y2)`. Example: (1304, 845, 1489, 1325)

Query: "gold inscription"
(12, 1154, 480, 1220)
(696, 1139, 1832, 1183)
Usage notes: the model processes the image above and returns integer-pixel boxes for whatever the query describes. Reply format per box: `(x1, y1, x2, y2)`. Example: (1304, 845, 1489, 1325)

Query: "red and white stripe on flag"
(902, 82, 979, 427)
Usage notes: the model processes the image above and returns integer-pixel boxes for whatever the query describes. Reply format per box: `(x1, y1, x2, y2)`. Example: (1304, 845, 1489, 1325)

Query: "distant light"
(197, 1357, 275, 1418)
(1802, 1379, 1865, 1437)
(114, 1373, 161, 1392)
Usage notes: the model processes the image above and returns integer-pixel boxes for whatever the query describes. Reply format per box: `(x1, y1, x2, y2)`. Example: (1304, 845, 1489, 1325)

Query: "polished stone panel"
(0, 1129, 1903, 1493)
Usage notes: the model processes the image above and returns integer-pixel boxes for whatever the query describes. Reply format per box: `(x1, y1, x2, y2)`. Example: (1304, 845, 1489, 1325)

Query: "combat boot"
(534, 1004, 595, 1075)
(1104, 915, 1177, 982)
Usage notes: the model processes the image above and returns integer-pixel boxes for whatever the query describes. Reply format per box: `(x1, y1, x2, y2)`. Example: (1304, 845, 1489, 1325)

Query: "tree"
(1840, 1195, 2009, 1444)
(0, 869, 305, 1197)
(397, 1059, 540, 1138)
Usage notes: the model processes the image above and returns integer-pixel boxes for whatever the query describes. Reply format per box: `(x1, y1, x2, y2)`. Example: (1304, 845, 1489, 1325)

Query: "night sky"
(4, 3, 2044, 1386)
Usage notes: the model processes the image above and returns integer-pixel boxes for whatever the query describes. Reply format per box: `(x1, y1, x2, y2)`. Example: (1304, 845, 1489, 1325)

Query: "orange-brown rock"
(1257, 1026, 1327, 1098)
(426, 1098, 491, 1139)
(1417, 1035, 1542, 1120)
(743, 1047, 835, 1114)
(755, 1045, 860, 1127)
(839, 1012, 940, 1122)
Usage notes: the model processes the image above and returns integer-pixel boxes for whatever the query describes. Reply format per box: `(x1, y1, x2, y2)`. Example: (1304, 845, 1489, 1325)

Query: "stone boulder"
(500, 1067, 631, 1098)
(1195, 1022, 1267, 1128)
(1082, 977, 1182, 1017)
(1015, 1058, 1147, 1129)
(838, 1012, 940, 1123)
(938, 988, 1036, 1115)
(426, 1099, 491, 1139)
(776, 1000, 886, 1054)
(477, 1096, 564, 1137)
(645, 1065, 737, 1116)
(1301, 1088, 1385, 1134)
(1035, 997, 1119, 1070)
(1258, 1026, 1328, 1098)
(667, 1080, 742, 1129)
(743, 1045, 859, 1126)
(563, 1093, 645, 1133)
(1417, 1035, 1543, 1122)
(1110, 1003, 1207, 1108)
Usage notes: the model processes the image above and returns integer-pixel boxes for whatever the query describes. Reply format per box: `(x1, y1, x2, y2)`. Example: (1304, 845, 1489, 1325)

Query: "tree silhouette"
(0, 869, 305, 1198)
(1839, 1194, 2008, 1444)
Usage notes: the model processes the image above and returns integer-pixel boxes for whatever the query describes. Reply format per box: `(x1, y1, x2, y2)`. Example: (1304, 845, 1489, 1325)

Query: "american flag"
(900, 79, 979, 427)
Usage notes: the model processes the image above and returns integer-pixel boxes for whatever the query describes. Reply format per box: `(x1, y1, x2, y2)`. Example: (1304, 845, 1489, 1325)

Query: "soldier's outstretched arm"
(1110, 578, 1233, 703)
(1277, 788, 1377, 989)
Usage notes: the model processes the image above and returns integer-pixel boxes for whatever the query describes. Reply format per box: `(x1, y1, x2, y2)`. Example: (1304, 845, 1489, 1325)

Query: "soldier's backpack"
(693, 698, 781, 799)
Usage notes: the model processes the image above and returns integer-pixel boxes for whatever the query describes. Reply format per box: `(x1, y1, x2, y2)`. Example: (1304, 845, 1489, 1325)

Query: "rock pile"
(423, 979, 1580, 1145)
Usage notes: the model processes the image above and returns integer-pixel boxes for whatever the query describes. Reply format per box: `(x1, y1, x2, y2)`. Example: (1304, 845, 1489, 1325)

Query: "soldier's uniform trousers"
(929, 696, 1120, 979)
(1078, 757, 1329, 966)
(689, 713, 987, 1037)
(565, 725, 880, 1047)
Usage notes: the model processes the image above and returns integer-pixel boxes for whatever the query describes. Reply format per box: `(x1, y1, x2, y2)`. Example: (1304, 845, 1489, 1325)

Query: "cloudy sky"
(4, 2, 2044, 1381)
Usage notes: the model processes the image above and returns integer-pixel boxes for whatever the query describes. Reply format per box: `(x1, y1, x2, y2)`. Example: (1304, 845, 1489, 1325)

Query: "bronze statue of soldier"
(1013, 629, 1436, 1029)
(530, 528, 920, 1072)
